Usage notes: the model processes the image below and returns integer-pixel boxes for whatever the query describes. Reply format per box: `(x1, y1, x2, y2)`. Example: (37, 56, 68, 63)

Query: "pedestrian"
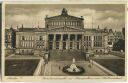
(59, 66, 61, 70)
(89, 57, 90, 63)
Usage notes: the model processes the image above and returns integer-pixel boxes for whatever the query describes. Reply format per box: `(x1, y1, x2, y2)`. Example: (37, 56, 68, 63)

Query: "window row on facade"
(83, 41, 103, 47)
(84, 41, 91, 47)
(84, 36, 103, 41)
(49, 21, 82, 26)
(36, 41, 45, 48)
(94, 42, 102, 47)
(17, 49, 34, 55)
(21, 36, 44, 41)
(84, 36, 91, 41)
(20, 42, 34, 48)
(108, 36, 114, 42)
(48, 34, 82, 41)
(94, 36, 102, 41)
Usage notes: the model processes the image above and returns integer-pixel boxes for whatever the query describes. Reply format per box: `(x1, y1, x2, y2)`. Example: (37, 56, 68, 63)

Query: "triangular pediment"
(47, 15, 83, 20)
(48, 26, 84, 32)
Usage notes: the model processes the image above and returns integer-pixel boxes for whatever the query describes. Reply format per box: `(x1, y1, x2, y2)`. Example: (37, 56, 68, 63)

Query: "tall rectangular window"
(70, 42, 73, 49)
(39, 36, 43, 41)
(77, 42, 79, 49)
(22, 36, 24, 40)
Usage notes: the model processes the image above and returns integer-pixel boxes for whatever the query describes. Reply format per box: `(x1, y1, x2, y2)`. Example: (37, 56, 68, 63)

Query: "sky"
(5, 4, 125, 31)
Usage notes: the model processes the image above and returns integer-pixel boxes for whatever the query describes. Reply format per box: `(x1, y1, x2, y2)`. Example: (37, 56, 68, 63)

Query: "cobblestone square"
(44, 61, 108, 76)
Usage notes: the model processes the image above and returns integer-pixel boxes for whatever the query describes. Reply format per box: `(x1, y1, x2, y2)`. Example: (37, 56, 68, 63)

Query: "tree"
(113, 39, 125, 52)
(10, 28, 16, 48)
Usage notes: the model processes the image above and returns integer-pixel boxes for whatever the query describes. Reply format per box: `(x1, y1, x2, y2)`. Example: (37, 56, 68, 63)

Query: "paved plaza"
(93, 54, 124, 59)
(4, 5, 125, 79)
(5, 51, 125, 76)
(43, 61, 108, 76)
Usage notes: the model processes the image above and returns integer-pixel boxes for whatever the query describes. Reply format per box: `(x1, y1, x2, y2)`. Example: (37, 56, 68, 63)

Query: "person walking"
(59, 66, 61, 70)
(89, 57, 90, 63)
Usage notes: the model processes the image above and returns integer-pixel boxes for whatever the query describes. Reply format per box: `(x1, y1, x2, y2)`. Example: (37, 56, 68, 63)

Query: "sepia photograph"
(2, 2, 126, 81)
(0, 3, 1, 79)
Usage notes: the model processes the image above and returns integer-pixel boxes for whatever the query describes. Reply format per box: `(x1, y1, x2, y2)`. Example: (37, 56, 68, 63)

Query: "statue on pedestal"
(72, 58, 75, 64)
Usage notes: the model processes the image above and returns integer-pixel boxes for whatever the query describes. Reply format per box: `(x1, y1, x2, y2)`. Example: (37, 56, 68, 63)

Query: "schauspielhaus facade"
(5, 8, 123, 56)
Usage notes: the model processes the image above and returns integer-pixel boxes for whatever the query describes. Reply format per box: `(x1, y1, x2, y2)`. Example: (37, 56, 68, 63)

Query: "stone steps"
(50, 50, 85, 61)
(43, 62, 51, 76)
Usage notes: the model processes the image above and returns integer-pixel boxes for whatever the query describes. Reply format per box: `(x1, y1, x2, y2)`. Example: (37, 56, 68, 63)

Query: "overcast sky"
(5, 4, 125, 31)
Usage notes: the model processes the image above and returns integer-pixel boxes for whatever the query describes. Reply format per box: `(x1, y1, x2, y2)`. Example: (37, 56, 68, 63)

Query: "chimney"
(16, 26, 18, 29)
(37, 21, 39, 29)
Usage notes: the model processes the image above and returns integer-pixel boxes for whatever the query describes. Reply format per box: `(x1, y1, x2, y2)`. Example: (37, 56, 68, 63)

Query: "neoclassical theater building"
(5, 8, 123, 56)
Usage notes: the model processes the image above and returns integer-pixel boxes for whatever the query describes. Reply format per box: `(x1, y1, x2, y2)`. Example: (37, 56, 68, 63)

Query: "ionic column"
(66, 34, 69, 49)
(53, 34, 56, 49)
(75, 34, 77, 49)
(72, 34, 75, 49)
(75, 21, 76, 26)
(68, 34, 70, 49)
(59, 34, 63, 50)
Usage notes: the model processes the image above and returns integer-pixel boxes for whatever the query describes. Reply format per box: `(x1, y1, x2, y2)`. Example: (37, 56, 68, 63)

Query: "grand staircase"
(49, 50, 85, 61)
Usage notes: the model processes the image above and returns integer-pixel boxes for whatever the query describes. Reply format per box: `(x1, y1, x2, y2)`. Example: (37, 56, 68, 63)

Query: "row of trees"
(113, 39, 125, 52)
(113, 27, 125, 52)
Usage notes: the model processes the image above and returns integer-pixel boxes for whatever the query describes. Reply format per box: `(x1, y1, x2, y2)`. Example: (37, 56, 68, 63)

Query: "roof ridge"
(46, 14, 83, 20)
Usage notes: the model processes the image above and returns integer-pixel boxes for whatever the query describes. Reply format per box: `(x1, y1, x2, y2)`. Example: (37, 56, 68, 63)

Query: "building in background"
(5, 8, 123, 56)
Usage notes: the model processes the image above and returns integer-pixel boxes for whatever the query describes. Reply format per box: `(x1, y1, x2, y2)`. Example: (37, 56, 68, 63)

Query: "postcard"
(1, 1, 127, 82)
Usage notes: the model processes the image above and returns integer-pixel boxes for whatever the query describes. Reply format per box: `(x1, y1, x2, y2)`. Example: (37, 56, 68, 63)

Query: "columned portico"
(66, 34, 70, 49)
(48, 33, 82, 50)
(53, 34, 56, 49)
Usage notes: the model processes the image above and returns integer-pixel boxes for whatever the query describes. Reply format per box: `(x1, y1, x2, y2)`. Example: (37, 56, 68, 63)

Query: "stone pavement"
(93, 54, 123, 59)
(43, 62, 52, 76)
(43, 61, 108, 76)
